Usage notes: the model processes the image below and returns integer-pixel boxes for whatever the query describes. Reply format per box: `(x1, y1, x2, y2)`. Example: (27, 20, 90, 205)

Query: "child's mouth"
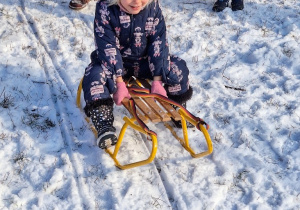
(130, 5, 140, 10)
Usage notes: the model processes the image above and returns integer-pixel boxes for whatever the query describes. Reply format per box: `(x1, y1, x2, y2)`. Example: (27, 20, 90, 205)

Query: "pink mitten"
(151, 81, 167, 97)
(113, 82, 131, 105)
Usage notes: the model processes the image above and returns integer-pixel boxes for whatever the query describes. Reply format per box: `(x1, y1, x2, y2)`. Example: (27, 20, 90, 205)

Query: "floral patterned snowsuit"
(82, 0, 191, 105)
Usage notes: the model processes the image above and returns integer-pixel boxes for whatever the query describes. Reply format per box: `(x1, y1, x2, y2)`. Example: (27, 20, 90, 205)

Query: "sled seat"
(121, 78, 181, 123)
(76, 77, 213, 170)
(122, 93, 181, 123)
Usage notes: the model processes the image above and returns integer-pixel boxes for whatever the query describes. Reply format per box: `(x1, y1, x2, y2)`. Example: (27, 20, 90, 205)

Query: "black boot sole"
(232, 4, 244, 11)
(97, 132, 118, 149)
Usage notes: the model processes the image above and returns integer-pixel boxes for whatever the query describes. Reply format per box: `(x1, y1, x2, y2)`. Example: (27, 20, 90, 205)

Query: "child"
(82, 0, 193, 149)
(212, 0, 244, 12)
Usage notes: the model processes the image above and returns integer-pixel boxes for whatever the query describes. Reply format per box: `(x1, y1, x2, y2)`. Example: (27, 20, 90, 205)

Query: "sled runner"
(76, 77, 213, 170)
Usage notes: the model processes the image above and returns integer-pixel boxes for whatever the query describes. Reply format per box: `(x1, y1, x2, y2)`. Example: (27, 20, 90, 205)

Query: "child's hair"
(107, 0, 154, 7)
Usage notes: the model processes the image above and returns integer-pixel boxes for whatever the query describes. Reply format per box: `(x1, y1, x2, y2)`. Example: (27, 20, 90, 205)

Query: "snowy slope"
(0, 0, 299, 209)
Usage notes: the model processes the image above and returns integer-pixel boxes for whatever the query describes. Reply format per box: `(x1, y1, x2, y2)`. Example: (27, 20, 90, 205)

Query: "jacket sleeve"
(94, 2, 123, 78)
(147, 1, 170, 78)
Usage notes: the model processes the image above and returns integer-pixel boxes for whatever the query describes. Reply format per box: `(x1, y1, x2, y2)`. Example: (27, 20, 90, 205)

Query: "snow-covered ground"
(0, 0, 299, 209)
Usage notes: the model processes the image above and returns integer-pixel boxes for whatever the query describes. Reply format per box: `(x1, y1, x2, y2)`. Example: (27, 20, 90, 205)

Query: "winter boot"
(212, 0, 229, 12)
(231, 0, 244, 11)
(86, 100, 118, 149)
(69, 0, 91, 10)
(168, 87, 194, 128)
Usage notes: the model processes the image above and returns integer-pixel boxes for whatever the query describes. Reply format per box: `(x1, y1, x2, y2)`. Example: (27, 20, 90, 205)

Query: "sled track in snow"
(141, 134, 189, 210)
(18, 1, 93, 208)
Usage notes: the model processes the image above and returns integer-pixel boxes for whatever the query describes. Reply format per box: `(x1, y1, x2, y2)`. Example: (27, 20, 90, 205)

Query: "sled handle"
(76, 78, 83, 109)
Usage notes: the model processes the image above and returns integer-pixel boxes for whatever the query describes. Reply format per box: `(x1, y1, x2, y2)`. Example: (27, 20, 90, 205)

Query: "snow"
(0, 0, 299, 209)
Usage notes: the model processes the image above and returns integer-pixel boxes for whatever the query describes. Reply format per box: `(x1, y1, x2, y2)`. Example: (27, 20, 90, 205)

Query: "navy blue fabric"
(82, 0, 190, 103)
(82, 62, 116, 103)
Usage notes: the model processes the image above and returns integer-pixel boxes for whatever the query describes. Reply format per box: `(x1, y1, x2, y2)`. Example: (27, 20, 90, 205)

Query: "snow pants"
(82, 54, 191, 105)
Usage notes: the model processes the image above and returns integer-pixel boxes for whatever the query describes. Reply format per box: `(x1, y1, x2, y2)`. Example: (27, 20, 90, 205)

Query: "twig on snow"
(224, 85, 246, 91)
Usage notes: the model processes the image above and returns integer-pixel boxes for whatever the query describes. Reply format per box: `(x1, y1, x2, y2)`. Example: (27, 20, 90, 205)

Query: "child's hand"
(151, 80, 167, 97)
(113, 82, 131, 105)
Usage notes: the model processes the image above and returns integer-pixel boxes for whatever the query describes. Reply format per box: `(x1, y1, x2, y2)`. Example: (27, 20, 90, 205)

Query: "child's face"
(120, 0, 149, 14)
